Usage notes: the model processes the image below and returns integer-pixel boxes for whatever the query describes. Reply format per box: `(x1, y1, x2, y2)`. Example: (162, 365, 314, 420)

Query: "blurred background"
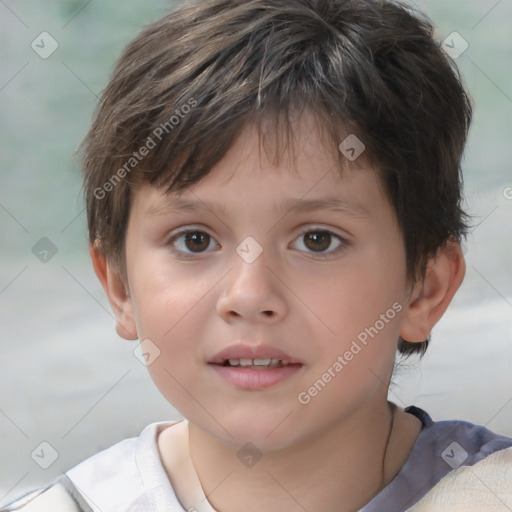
(0, 0, 511, 504)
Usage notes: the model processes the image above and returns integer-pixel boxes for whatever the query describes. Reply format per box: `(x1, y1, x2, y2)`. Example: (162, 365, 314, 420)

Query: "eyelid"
(165, 224, 351, 258)
(291, 225, 351, 258)
(295, 224, 351, 242)
(166, 226, 220, 256)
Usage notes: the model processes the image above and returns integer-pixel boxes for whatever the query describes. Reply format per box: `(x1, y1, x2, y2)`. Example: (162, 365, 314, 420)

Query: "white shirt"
(67, 420, 202, 512)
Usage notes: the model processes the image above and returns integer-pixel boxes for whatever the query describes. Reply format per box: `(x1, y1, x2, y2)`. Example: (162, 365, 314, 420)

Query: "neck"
(186, 400, 414, 512)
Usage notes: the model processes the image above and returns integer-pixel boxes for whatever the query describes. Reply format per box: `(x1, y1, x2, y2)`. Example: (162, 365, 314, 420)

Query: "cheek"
(303, 259, 405, 340)
(127, 256, 214, 374)
(129, 251, 213, 339)
(130, 275, 214, 417)
(300, 255, 406, 389)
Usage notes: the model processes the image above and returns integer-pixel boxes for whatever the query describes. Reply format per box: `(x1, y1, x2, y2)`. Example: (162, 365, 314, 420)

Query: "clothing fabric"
(3, 406, 512, 511)
(364, 406, 512, 511)
(0, 476, 92, 512)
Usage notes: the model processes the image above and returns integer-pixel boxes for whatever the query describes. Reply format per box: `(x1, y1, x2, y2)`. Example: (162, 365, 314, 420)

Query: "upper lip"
(208, 344, 302, 365)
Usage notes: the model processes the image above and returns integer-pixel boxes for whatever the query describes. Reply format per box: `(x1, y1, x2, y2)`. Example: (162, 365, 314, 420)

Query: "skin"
(92, 118, 465, 512)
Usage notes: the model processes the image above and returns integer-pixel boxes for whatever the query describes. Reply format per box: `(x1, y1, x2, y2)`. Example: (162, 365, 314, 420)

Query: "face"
(122, 121, 411, 450)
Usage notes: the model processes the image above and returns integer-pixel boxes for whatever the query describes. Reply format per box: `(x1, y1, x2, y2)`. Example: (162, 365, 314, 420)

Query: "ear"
(90, 242, 138, 340)
(400, 238, 466, 343)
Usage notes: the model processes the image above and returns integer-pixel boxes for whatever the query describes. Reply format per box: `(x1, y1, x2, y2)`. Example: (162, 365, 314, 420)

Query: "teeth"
(253, 359, 272, 366)
(225, 358, 286, 368)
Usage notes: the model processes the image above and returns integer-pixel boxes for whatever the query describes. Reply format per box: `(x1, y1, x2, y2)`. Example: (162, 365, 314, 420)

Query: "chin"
(195, 405, 312, 453)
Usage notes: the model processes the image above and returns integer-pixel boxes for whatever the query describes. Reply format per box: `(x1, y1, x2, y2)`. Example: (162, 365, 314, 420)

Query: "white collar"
(158, 420, 218, 512)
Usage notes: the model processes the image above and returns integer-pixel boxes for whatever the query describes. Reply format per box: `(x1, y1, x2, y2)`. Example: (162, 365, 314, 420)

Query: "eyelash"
(293, 227, 349, 258)
(166, 227, 350, 259)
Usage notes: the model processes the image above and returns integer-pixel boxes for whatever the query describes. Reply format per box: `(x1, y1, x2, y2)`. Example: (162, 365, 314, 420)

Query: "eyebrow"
(277, 197, 370, 218)
(145, 196, 370, 219)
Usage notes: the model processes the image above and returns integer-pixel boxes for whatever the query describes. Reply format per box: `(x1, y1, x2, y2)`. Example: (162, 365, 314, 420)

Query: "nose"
(216, 251, 288, 324)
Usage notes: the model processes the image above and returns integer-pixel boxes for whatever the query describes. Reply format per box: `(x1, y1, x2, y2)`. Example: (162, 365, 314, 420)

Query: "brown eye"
(169, 230, 218, 255)
(291, 228, 347, 258)
(303, 231, 333, 252)
(184, 231, 211, 252)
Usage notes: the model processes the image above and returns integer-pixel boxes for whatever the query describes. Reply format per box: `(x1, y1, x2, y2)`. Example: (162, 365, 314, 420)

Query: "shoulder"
(402, 407, 512, 511)
(411, 445, 512, 511)
(2, 422, 181, 512)
(64, 421, 179, 510)
(0, 477, 91, 512)
(362, 407, 512, 512)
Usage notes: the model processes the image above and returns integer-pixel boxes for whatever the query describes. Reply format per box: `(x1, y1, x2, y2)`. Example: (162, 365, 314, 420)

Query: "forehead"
(216, 111, 364, 178)
(134, 120, 394, 228)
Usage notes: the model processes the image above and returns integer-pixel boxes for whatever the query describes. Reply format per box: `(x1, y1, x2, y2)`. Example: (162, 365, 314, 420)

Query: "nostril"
(262, 310, 274, 317)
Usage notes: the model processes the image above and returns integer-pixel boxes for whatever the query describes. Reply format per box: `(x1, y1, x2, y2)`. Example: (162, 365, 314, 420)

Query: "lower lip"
(209, 364, 302, 390)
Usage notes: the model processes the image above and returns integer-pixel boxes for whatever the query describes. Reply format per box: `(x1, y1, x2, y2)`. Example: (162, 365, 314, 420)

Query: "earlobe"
(89, 242, 138, 340)
(399, 239, 466, 344)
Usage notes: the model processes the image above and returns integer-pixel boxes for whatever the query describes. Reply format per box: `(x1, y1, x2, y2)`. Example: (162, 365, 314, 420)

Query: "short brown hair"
(81, 0, 472, 356)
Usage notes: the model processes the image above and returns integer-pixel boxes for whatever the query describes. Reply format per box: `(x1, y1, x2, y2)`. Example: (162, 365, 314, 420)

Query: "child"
(4, 0, 512, 510)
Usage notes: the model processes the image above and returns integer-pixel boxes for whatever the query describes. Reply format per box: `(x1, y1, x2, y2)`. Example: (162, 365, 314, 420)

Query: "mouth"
(208, 343, 302, 367)
(208, 344, 303, 390)
(218, 358, 296, 369)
